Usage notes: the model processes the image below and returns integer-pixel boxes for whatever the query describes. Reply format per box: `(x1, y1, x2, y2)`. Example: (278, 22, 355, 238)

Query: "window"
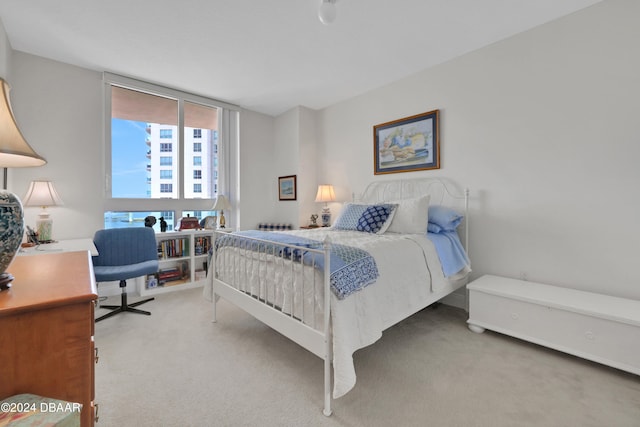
(105, 73, 238, 229)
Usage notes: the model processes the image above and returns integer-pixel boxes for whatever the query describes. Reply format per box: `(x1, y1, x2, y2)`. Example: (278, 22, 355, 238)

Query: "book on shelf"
(157, 237, 190, 259)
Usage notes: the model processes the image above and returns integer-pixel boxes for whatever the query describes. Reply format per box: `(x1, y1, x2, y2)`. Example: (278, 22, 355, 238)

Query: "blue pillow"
(427, 222, 443, 233)
(428, 205, 463, 232)
(357, 205, 393, 233)
(333, 203, 370, 230)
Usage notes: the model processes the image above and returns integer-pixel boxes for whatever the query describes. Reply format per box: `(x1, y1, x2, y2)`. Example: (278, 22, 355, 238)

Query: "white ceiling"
(0, 0, 601, 117)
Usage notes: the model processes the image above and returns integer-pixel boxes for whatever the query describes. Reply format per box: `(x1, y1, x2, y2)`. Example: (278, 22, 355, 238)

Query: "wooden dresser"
(0, 251, 98, 426)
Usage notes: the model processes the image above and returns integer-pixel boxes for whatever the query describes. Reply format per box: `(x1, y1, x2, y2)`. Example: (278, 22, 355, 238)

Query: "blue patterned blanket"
(215, 230, 379, 299)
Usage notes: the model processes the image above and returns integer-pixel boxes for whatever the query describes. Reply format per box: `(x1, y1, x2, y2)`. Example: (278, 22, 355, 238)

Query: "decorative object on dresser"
(309, 214, 319, 228)
(92, 227, 159, 322)
(144, 215, 156, 228)
(178, 214, 201, 230)
(278, 175, 297, 201)
(22, 179, 64, 242)
(374, 109, 440, 174)
(0, 78, 47, 291)
(202, 215, 217, 230)
(159, 216, 167, 232)
(315, 184, 336, 227)
(211, 194, 231, 228)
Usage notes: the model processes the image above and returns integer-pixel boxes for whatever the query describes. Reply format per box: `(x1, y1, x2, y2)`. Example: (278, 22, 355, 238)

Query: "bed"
(203, 177, 471, 415)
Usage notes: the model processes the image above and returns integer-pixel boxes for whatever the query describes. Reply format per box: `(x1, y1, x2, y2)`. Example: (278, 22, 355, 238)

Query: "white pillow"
(386, 195, 430, 234)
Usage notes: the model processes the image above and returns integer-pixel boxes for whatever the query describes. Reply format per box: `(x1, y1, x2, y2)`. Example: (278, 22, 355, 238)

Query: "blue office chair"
(92, 227, 159, 322)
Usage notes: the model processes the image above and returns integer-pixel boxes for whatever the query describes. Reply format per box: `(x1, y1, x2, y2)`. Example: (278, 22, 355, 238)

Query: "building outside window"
(105, 74, 236, 230)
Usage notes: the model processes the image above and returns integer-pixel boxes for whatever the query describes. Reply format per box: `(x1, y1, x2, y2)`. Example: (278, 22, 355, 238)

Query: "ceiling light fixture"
(318, 0, 338, 25)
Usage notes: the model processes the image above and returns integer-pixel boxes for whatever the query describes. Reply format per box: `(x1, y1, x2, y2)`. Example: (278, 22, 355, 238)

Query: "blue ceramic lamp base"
(0, 190, 25, 291)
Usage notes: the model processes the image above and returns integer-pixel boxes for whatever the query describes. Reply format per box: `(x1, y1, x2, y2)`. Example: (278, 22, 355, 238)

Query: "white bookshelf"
(139, 229, 213, 296)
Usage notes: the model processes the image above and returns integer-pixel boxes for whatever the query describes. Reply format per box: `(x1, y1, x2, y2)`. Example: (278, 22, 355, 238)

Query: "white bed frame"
(210, 177, 469, 416)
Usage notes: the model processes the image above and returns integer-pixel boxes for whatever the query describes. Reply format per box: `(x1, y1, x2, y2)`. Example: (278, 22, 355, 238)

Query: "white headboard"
(357, 178, 469, 250)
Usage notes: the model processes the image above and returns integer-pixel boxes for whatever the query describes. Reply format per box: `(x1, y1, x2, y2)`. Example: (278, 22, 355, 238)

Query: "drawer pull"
(510, 312, 519, 320)
(585, 331, 595, 341)
(95, 403, 99, 422)
(95, 347, 99, 364)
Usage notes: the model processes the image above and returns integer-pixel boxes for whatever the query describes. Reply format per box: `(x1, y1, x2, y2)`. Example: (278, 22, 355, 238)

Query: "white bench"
(467, 275, 640, 376)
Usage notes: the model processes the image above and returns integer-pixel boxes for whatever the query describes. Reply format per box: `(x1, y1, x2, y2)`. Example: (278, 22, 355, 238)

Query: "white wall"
(315, 0, 640, 299)
(237, 108, 277, 229)
(10, 52, 104, 239)
(0, 19, 9, 80)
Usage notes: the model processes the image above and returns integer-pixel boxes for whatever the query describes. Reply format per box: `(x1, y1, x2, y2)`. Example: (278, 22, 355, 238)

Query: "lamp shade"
(22, 180, 64, 207)
(211, 194, 231, 211)
(0, 79, 46, 168)
(315, 185, 336, 203)
(0, 79, 47, 290)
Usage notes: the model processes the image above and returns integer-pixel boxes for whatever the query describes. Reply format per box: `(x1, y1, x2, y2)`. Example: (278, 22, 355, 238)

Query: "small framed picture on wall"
(278, 175, 297, 201)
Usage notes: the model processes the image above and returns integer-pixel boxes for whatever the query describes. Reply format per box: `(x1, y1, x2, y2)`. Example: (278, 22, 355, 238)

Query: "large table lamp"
(211, 194, 231, 229)
(315, 184, 336, 227)
(0, 78, 47, 290)
(22, 180, 64, 242)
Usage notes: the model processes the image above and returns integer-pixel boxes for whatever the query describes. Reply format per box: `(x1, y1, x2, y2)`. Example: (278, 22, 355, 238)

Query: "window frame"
(103, 73, 239, 216)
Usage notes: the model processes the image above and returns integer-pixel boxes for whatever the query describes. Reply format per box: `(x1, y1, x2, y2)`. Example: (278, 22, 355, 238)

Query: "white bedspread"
(205, 228, 469, 398)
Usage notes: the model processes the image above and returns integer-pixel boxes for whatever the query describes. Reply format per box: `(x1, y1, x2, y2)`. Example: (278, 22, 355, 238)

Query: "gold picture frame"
(374, 109, 440, 174)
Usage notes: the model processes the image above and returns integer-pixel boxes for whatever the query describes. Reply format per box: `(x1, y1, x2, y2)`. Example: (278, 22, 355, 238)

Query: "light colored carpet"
(95, 288, 640, 427)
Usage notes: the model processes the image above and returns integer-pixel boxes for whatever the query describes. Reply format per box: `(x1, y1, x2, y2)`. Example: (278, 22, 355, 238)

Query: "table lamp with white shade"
(22, 179, 64, 242)
(315, 184, 336, 227)
(0, 78, 47, 290)
(211, 194, 231, 229)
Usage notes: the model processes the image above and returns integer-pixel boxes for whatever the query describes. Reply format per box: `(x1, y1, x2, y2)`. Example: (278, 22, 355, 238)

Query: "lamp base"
(321, 207, 331, 227)
(37, 212, 53, 242)
(0, 272, 14, 291)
